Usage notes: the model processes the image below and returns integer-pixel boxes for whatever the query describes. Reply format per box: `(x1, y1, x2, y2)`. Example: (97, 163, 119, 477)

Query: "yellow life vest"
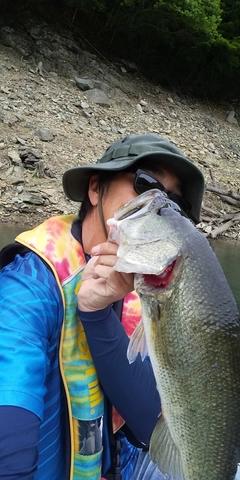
(16, 214, 142, 480)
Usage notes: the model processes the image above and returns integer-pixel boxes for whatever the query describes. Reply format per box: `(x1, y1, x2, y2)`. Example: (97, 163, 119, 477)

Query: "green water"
(210, 239, 240, 311)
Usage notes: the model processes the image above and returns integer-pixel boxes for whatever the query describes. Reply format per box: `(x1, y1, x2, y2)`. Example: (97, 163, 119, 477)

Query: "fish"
(107, 189, 240, 480)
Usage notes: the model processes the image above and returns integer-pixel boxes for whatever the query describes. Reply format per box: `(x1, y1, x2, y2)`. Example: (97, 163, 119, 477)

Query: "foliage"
(39, 0, 240, 98)
(154, 0, 222, 37)
(220, 0, 240, 38)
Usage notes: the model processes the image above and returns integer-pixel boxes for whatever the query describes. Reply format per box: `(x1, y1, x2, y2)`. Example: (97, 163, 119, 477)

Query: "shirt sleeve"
(78, 306, 161, 444)
(0, 406, 41, 479)
(0, 251, 63, 420)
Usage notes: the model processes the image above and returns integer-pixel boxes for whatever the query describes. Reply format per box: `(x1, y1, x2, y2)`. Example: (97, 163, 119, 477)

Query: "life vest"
(15, 214, 142, 480)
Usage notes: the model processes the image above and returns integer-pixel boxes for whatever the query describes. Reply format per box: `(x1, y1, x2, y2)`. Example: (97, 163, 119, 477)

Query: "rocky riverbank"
(0, 7, 239, 240)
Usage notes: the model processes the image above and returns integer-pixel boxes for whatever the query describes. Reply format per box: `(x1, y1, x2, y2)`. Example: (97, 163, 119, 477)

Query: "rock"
(35, 128, 55, 141)
(11, 177, 25, 185)
(20, 150, 42, 166)
(80, 101, 90, 109)
(227, 110, 238, 125)
(89, 117, 98, 127)
(8, 150, 22, 166)
(16, 137, 26, 145)
(75, 77, 94, 90)
(85, 89, 110, 107)
(136, 104, 143, 113)
(19, 192, 45, 205)
(120, 59, 138, 72)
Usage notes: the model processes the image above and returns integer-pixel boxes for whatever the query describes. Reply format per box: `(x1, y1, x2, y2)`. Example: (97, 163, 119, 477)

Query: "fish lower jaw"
(135, 274, 174, 297)
(134, 259, 178, 294)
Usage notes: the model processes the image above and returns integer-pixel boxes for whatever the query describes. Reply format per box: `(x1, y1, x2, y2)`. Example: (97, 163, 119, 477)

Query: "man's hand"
(77, 242, 134, 312)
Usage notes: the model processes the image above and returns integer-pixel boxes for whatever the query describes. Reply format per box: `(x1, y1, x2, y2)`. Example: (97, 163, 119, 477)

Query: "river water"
(0, 222, 239, 310)
(210, 239, 240, 311)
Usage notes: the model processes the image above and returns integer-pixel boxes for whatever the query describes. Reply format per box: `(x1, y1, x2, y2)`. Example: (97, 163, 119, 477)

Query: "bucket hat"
(63, 133, 205, 223)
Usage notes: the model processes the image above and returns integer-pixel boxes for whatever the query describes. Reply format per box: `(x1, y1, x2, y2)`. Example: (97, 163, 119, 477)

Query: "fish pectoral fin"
(150, 416, 185, 480)
(127, 319, 148, 363)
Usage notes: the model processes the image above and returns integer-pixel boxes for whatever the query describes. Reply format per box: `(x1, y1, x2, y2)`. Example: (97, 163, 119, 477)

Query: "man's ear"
(88, 175, 99, 206)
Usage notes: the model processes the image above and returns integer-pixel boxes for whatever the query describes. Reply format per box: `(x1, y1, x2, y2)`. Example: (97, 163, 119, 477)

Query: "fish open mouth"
(143, 260, 176, 288)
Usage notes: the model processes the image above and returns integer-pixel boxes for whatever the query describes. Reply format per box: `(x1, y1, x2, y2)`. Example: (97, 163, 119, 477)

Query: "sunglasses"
(134, 169, 196, 223)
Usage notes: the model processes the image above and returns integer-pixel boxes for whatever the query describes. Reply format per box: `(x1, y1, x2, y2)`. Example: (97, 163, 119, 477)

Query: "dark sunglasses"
(134, 169, 196, 223)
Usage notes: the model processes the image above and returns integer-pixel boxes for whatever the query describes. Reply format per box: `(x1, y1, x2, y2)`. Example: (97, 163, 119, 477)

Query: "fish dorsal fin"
(150, 415, 185, 480)
(127, 319, 148, 363)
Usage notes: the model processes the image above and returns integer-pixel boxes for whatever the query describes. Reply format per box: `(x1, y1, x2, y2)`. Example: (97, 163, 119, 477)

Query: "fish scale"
(108, 189, 240, 480)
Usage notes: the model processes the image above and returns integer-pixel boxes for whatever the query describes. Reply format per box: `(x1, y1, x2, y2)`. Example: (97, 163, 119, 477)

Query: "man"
(0, 133, 204, 479)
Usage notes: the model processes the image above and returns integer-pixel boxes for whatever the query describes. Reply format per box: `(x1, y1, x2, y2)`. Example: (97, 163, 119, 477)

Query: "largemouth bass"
(107, 189, 240, 480)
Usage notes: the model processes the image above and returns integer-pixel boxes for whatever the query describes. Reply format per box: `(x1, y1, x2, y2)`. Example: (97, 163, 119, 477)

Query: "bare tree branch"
(207, 212, 240, 238)
(205, 185, 240, 201)
(209, 169, 216, 187)
(202, 205, 221, 216)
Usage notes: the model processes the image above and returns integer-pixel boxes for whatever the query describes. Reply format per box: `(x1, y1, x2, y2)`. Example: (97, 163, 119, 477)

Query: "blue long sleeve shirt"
(0, 250, 160, 478)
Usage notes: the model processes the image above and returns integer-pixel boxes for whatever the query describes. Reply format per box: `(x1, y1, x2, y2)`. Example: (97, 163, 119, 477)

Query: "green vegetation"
(61, 0, 240, 99)
(3, 0, 240, 99)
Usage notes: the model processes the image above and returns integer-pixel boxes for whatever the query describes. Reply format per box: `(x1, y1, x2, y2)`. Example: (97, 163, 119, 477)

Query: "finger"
(91, 241, 118, 256)
(95, 254, 118, 268)
(92, 264, 113, 280)
(110, 270, 134, 289)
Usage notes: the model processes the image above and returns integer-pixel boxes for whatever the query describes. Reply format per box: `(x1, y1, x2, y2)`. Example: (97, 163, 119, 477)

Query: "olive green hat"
(63, 133, 205, 223)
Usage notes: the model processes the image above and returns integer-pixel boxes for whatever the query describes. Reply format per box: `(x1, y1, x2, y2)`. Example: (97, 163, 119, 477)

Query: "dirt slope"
(0, 9, 239, 239)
